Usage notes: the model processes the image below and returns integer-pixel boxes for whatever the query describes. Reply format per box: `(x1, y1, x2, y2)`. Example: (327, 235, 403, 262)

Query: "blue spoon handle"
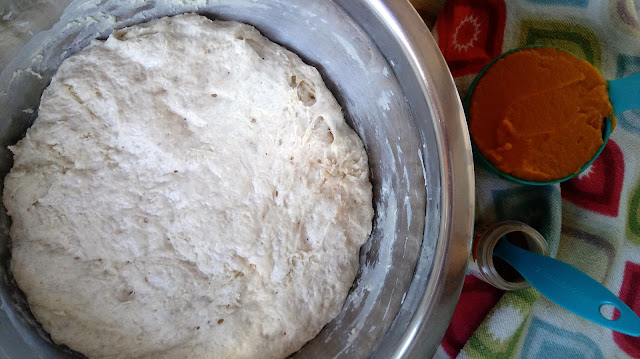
(609, 72, 640, 115)
(494, 240, 640, 336)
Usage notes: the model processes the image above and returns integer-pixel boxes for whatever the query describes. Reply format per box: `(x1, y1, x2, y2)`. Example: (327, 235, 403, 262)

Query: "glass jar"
(469, 221, 550, 290)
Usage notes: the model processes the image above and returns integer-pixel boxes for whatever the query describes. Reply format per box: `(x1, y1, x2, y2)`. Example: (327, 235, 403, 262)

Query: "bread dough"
(4, 14, 373, 359)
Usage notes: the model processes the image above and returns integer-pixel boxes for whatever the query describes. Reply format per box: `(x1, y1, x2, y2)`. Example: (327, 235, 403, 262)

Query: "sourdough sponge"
(4, 14, 373, 359)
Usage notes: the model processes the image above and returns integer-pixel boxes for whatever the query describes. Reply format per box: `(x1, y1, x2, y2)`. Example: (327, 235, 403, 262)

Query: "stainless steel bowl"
(0, 0, 474, 358)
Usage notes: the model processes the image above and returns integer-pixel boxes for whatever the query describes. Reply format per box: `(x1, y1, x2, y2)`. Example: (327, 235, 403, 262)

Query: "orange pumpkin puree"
(469, 47, 613, 182)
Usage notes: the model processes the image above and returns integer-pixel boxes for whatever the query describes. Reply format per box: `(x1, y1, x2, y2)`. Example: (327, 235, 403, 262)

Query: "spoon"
(493, 238, 640, 336)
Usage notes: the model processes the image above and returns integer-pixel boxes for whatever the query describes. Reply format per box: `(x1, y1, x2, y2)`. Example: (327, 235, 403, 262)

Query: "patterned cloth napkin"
(430, 1, 640, 358)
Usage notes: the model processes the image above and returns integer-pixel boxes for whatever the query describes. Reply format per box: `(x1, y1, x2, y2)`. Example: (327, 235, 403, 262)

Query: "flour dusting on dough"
(4, 14, 373, 359)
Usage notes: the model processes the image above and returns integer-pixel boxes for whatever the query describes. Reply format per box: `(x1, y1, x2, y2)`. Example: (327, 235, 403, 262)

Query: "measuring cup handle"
(609, 72, 640, 115)
(495, 240, 640, 336)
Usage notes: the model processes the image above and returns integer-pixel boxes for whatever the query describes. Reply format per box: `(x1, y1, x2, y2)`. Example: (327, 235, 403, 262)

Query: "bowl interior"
(0, 1, 443, 358)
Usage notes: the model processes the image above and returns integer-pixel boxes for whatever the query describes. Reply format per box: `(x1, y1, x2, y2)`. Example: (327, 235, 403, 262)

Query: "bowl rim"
(366, 1, 475, 358)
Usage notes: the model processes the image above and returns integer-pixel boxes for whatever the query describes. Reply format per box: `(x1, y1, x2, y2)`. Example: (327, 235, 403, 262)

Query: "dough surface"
(4, 14, 373, 359)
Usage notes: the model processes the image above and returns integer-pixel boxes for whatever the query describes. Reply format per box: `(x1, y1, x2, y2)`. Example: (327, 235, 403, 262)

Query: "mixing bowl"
(0, 0, 474, 358)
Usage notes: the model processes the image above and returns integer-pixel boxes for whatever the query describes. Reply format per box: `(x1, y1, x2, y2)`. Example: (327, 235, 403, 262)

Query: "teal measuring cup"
(464, 45, 639, 185)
